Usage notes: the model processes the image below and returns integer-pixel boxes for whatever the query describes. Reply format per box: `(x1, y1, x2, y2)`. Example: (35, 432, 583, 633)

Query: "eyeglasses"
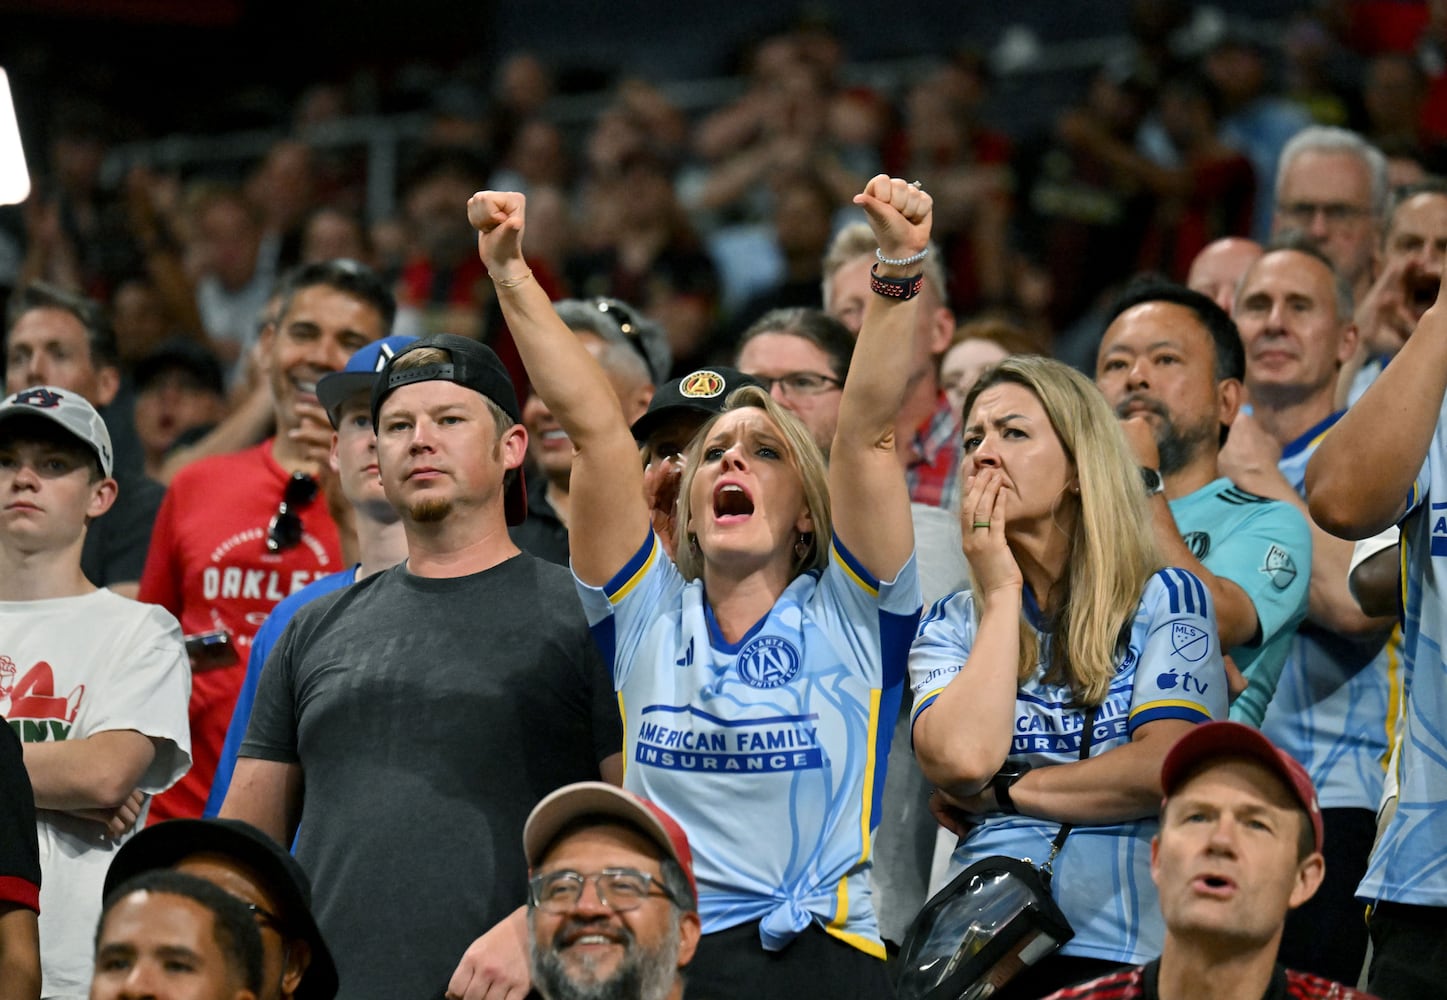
(266, 472, 319, 553)
(1275, 201, 1372, 227)
(591, 298, 661, 382)
(528, 868, 681, 913)
(749, 371, 843, 397)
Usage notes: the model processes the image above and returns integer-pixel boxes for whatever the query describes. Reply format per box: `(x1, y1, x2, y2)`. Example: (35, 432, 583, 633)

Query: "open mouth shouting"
(713, 481, 755, 523)
(1408, 269, 1441, 319)
(1190, 872, 1238, 899)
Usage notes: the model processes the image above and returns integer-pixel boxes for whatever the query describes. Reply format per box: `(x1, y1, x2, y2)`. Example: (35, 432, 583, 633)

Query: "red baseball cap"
(1160, 721, 1324, 855)
(523, 782, 697, 904)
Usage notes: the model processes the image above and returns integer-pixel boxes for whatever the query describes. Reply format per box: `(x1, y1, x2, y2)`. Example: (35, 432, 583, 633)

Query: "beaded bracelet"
(869, 263, 924, 300)
(875, 246, 931, 267)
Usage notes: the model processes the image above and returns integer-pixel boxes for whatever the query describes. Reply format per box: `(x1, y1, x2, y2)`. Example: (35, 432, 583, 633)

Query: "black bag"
(895, 708, 1098, 1000)
(894, 853, 1075, 1000)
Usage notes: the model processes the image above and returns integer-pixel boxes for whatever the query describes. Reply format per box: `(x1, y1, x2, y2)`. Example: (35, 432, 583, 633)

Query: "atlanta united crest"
(679, 370, 726, 398)
(736, 635, 802, 689)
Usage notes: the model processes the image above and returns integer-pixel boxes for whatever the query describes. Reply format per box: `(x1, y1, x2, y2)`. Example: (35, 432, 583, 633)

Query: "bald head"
(1187, 238, 1264, 315)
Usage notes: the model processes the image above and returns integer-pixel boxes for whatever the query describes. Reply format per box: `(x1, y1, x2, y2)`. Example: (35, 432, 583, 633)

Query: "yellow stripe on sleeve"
(609, 538, 658, 604)
(831, 541, 879, 598)
(1128, 699, 1210, 720)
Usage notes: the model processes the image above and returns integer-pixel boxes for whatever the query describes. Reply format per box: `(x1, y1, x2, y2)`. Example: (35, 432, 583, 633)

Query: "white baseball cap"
(0, 385, 113, 477)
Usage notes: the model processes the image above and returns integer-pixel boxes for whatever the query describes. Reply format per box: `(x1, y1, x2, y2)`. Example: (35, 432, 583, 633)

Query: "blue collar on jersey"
(1280, 409, 1345, 461)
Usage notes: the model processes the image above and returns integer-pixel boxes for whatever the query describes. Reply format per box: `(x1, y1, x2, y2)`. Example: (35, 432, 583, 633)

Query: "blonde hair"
(963, 356, 1161, 706)
(674, 386, 831, 582)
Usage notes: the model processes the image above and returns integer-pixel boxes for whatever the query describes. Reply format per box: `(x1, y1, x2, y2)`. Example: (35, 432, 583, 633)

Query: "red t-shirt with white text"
(138, 441, 341, 821)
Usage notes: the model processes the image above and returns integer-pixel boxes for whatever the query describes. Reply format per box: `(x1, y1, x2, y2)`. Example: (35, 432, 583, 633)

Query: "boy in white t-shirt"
(0, 385, 191, 999)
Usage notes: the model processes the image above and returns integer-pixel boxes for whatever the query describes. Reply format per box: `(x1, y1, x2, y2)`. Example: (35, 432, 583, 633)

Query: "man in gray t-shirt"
(224, 334, 623, 1000)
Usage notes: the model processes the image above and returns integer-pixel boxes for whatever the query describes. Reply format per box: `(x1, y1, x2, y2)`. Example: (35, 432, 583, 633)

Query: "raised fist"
(467, 191, 527, 274)
(853, 174, 933, 264)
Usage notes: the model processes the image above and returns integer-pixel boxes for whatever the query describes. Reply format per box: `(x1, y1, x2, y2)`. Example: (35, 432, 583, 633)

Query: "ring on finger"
(972, 520, 991, 529)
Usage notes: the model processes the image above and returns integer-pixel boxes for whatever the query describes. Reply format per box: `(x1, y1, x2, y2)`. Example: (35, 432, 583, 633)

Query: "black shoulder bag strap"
(1038, 704, 1098, 887)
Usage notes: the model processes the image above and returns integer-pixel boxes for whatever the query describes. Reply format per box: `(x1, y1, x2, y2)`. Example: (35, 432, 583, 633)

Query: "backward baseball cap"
(0, 385, 113, 477)
(370, 333, 527, 524)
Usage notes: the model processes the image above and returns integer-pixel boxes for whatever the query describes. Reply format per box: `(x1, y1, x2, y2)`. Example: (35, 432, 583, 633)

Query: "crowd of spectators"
(5, 7, 1447, 389)
(6, 4, 1447, 1000)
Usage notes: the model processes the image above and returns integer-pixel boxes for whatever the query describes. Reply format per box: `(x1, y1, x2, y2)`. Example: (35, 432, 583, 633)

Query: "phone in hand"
(183, 629, 239, 671)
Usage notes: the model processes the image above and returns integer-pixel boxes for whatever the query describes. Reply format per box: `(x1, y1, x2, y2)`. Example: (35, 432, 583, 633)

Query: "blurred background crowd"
(6, 0, 1447, 400)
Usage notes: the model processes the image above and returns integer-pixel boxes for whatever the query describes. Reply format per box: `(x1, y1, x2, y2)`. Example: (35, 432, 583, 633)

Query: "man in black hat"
(91, 870, 264, 1000)
(222, 334, 622, 1000)
(104, 818, 336, 1000)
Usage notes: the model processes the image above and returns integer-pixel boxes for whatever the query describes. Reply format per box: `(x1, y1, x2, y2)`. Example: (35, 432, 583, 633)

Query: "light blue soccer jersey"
(1359, 395, 1447, 905)
(576, 532, 921, 957)
(909, 569, 1228, 965)
(1260, 413, 1393, 811)
(1169, 477, 1312, 726)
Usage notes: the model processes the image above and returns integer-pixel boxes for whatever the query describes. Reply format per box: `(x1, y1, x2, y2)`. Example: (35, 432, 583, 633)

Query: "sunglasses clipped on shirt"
(266, 472, 319, 553)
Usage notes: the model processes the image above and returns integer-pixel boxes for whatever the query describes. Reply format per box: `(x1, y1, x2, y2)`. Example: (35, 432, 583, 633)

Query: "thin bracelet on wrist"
(492, 268, 533, 289)
(876, 246, 930, 268)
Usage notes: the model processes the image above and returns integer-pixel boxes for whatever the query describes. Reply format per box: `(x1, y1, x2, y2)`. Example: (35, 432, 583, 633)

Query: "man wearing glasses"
(734, 307, 853, 457)
(1272, 126, 1387, 306)
(523, 782, 700, 1000)
(139, 260, 394, 824)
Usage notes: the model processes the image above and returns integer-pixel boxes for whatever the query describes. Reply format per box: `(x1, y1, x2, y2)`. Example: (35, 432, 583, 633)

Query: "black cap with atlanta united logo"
(0, 385, 113, 477)
(629, 366, 763, 443)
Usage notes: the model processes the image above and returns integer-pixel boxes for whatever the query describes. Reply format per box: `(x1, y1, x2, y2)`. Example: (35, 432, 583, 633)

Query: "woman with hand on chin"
(464, 175, 926, 998)
(909, 357, 1229, 1000)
